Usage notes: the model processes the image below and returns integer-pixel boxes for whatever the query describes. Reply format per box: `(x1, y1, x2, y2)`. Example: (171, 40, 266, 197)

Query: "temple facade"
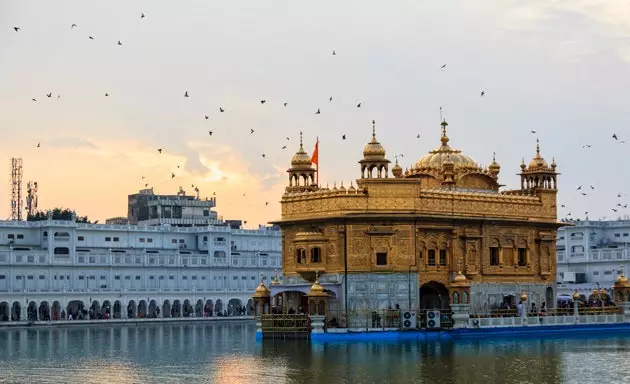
(269, 120, 562, 314)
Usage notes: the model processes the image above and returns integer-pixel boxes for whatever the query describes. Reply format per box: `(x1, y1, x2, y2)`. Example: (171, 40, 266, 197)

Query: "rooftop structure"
(127, 187, 218, 227)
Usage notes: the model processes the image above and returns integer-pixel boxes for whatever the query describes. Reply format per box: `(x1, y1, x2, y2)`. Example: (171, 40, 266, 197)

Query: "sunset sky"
(3, 1, 630, 227)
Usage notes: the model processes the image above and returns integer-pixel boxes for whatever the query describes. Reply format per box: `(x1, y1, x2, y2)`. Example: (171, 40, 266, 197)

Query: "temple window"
(376, 252, 387, 266)
(490, 247, 500, 266)
(310, 247, 321, 263)
(439, 249, 447, 266)
(462, 291, 469, 304)
(452, 292, 459, 304)
(428, 250, 436, 266)
(518, 248, 528, 266)
(296, 248, 306, 264)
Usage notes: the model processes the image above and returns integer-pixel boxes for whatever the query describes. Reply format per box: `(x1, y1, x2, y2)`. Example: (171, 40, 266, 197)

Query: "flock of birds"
(10, 12, 627, 225)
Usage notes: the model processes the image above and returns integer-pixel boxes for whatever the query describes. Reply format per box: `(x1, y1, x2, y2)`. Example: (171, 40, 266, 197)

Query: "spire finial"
(395, 154, 399, 165)
(260, 272, 264, 283)
(315, 270, 320, 283)
(299, 131, 303, 148)
(536, 138, 540, 155)
(493, 152, 496, 162)
(372, 120, 376, 138)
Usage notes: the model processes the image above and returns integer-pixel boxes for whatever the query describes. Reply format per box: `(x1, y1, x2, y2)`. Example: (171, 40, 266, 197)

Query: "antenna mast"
(10, 158, 23, 220)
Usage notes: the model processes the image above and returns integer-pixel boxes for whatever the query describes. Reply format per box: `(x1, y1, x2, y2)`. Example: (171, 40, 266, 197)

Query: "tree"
(27, 208, 91, 223)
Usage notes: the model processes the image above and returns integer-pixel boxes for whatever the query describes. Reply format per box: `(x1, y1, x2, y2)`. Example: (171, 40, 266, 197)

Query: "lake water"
(0, 322, 629, 383)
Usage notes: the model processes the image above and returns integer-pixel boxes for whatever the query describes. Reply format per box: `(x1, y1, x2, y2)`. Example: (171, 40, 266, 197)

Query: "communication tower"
(26, 181, 38, 217)
(10, 158, 23, 220)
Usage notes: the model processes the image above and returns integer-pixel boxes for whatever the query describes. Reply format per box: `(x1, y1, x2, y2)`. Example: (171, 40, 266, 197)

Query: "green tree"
(27, 208, 91, 223)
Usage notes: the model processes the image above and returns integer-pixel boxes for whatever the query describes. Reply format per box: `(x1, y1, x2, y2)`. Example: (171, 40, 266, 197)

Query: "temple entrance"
(546, 287, 554, 309)
(420, 281, 450, 310)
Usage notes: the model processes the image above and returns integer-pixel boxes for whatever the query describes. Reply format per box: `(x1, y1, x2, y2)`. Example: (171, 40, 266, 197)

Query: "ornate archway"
(420, 281, 450, 310)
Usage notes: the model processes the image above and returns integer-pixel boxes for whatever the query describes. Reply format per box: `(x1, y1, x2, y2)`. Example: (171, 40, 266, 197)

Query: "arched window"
(202, 236, 208, 242)
(489, 238, 500, 266)
(452, 292, 460, 304)
(296, 248, 306, 264)
(310, 247, 321, 263)
(462, 291, 469, 304)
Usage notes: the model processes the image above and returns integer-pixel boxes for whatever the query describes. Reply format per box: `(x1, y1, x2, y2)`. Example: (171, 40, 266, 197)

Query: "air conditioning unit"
(427, 310, 441, 329)
(401, 311, 416, 329)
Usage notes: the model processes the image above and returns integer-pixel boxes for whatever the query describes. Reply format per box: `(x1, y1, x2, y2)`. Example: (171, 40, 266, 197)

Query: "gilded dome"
(252, 280, 270, 298)
(527, 139, 549, 169)
(363, 121, 386, 159)
(616, 273, 629, 285)
(453, 272, 467, 283)
(308, 271, 328, 297)
(413, 121, 479, 171)
(290, 131, 314, 168)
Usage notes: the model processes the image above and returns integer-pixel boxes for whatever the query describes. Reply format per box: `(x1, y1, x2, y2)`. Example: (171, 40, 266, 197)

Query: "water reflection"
(0, 324, 629, 383)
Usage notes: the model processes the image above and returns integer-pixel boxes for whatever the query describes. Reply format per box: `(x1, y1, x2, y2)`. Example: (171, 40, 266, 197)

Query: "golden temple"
(269, 119, 562, 313)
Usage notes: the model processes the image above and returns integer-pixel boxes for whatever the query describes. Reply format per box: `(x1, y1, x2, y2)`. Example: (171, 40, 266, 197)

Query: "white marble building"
(556, 219, 630, 295)
(0, 216, 281, 322)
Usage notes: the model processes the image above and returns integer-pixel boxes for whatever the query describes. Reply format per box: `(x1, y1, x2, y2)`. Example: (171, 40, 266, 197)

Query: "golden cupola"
(519, 139, 558, 191)
(286, 131, 317, 193)
(359, 120, 390, 179)
(488, 152, 501, 179)
(406, 119, 499, 191)
(392, 155, 403, 178)
(413, 120, 479, 172)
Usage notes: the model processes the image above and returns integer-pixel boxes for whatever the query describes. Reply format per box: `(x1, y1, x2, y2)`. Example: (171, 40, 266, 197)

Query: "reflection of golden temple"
(264, 118, 563, 313)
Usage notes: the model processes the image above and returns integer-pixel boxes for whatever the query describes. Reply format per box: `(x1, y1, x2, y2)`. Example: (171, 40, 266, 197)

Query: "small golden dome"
(520, 289, 528, 301)
(616, 273, 629, 285)
(290, 131, 314, 168)
(252, 280, 270, 298)
(453, 271, 467, 283)
(528, 139, 549, 169)
(363, 120, 386, 159)
(339, 182, 346, 193)
(392, 155, 403, 178)
(271, 270, 281, 286)
(413, 120, 479, 171)
(308, 271, 328, 297)
(348, 182, 356, 193)
(489, 152, 500, 173)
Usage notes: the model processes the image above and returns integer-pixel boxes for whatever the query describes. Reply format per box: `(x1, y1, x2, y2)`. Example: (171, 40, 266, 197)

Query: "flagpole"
(316, 137, 319, 186)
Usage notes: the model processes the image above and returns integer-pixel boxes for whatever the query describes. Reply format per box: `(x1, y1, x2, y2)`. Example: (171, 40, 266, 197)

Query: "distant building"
(105, 217, 129, 225)
(556, 219, 630, 295)
(127, 187, 218, 227)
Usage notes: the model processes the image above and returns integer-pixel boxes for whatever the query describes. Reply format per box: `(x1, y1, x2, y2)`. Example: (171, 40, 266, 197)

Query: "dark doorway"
(419, 281, 450, 310)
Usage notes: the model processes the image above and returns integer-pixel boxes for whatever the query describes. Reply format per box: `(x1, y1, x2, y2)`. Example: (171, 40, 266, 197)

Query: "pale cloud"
(46, 137, 97, 149)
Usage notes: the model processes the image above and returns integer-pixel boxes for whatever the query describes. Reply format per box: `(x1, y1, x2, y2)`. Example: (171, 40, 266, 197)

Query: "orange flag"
(311, 138, 319, 167)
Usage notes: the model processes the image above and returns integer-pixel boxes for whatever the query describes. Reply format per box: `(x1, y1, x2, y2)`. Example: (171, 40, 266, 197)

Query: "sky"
(2, 0, 630, 227)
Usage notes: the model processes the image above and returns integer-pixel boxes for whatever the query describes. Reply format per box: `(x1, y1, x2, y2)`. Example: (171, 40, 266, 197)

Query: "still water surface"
(0, 323, 629, 384)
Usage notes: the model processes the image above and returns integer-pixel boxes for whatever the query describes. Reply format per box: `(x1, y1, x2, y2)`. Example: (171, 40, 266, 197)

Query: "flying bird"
(332, 50, 336, 55)
(32, 98, 37, 102)
(13, 27, 20, 32)
(582, 144, 592, 148)
(141, 13, 146, 18)
(282, 145, 287, 149)
(315, 109, 320, 114)
(357, 102, 362, 108)
(117, 40, 122, 46)
(590, 186, 595, 190)
(57, 94, 61, 99)
(530, 130, 536, 134)
(46, 93, 52, 98)
(581, 193, 587, 196)
(561, 204, 565, 208)
(260, 100, 266, 104)
(576, 185, 582, 190)
(265, 202, 269, 206)
(208, 131, 213, 136)
(219, 107, 224, 112)
(184, 91, 189, 97)
(613, 133, 618, 140)
(618, 193, 623, 198)
(342, 134, 346, 140)
(88, 36, 94, 40)
(417, 134, 420, 139)
(157, 148, 163, 154)
(141, 176, 146, 180)
(329, 96, 333, 102)
(37, 143, 40, 148)
(205, 115, 209, 120)
(171, 173, 175, 178)
(71, 24, 78, 29)
(262, 154, 266, 158)
(480, 91, 486, 97)
(283, 102, 288, 107)
(440, 64, 446, 69)
(250, 129, 255, 135)
(105, 93, 109, 96)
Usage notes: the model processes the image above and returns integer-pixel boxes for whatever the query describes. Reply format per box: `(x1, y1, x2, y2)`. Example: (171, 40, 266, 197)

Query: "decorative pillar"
(251, 273, 271, 336)
(449, 272, 471, 329)
(613, 273, 630, 304)
(270, 270, 282, 308)
(307, 271, 328, 334)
